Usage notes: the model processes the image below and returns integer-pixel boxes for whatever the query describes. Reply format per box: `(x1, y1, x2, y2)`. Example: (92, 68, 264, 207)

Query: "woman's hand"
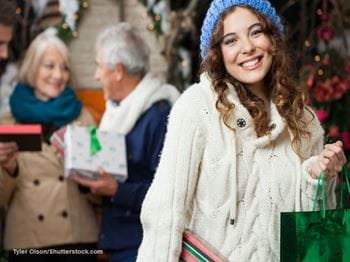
(310, 140, 347, 180)
(0, 141, 19, 175)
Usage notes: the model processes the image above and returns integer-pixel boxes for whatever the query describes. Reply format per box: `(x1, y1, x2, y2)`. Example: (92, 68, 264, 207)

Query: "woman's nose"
(240, 37, 255, 54)
(52, 66, 63, 79)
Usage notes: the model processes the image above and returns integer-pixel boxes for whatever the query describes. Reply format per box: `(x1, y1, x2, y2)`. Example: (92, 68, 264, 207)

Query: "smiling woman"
(33, 46, 70, 101)
(0, 30, 99, 262)
(220, 7, 273, 100)
(136, 0, 347, 261)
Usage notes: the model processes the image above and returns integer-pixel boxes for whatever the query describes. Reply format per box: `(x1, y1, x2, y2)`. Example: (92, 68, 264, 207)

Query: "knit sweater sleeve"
(299, 109, 336, 210)
(137, 87, 206, 262)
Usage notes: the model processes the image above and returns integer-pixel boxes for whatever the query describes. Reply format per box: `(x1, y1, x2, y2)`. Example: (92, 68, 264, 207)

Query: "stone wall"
(69, 0, 167, 89)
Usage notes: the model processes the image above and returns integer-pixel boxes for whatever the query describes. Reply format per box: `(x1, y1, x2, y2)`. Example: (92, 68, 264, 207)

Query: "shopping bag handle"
(312, 172, 326, 218)
(340, 166, 350, 208)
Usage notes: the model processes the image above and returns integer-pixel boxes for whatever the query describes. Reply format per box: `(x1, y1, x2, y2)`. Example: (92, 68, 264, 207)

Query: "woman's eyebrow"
(222, 22, 262, 39)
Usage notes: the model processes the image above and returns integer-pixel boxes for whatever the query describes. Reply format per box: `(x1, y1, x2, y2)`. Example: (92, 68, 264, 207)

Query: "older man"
(0, 0, 17, 252)
(0, 0, 16, 62)
(74, 23, 179, 262)
(0, 0, 18, 166)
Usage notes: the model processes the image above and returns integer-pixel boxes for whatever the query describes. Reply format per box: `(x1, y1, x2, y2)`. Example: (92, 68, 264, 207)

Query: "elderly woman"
(0, 31, 98, 262)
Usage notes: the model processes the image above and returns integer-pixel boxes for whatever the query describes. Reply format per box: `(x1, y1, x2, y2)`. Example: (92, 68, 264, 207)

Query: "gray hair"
(95, 23, 150, 76)
(19, 30, 71, 87)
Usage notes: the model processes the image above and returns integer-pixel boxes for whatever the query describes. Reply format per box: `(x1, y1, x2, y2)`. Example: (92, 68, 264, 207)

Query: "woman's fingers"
(324, 141, 347, 170)
(311, 140, 347, 180)
(0, 142, 18, 164)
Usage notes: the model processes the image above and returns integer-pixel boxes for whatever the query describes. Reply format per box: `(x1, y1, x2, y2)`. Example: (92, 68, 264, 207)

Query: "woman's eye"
(251, 29, 263, 37)
(223, 37, 237, 46)
(62, 65, 69, 72)
(43, 64, 54, 69)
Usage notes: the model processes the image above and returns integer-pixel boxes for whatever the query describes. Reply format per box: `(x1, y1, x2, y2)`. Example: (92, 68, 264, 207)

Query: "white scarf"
(99, 73, 180, 134)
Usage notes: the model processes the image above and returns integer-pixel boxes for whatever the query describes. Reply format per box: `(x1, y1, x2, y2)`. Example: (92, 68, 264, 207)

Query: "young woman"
(136, 0, 347, 261)
(0, 31, 98, 262)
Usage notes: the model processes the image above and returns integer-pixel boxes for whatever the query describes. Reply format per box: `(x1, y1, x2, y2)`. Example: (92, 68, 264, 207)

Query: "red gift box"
(0, 125, 42, 151)
(180, 230, 227, 261)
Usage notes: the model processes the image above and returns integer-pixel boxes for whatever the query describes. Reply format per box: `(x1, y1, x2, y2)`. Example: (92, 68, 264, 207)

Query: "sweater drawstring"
(229, 191, 237, 226)
(229, 137, 238, 226)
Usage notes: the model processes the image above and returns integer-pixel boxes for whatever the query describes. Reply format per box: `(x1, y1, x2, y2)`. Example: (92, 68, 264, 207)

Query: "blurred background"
(1, 0, 350, 156)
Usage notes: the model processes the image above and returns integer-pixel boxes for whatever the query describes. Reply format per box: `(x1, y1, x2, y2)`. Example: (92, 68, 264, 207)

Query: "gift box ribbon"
(89, 126, 102, 155)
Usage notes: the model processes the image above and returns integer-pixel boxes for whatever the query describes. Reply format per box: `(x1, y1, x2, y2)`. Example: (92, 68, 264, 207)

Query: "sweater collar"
(200, 73, 286, 147)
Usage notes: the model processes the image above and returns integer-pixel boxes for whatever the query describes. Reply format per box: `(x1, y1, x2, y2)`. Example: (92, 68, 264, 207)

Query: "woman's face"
(34, 46, 69, 101)
(220, 7, 273, 91)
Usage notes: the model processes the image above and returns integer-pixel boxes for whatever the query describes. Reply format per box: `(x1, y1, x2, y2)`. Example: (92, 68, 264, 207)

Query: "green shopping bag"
(281, 168, 350, 262)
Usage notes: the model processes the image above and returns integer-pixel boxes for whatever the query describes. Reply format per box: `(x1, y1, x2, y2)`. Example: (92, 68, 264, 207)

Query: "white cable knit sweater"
(137, 74, 336, 262)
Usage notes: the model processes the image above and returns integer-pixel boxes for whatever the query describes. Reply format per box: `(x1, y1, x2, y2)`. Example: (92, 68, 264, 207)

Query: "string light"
(181, 60, 189, 67)
(147, 23, 155, 31)
(83, 2, 89, 8)
(304, 40, 311, 48)
(317, 69, 324, 76)
(62, 23, 68, 29)
(155, 15, 161, 21)
(315, 55, 321, 62)
(317, 9, 323, 15)
(16, 8, 21, 15)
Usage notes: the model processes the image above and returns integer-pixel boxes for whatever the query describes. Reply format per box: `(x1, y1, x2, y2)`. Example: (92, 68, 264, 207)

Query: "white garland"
(142, 0, 169, 34)
(59, 0, 79, 31)
(153, 1, 168, 33)
(31, 0, 50, 17)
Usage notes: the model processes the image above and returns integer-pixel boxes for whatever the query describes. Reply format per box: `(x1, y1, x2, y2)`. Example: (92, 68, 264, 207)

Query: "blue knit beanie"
(200, 0, 283, 58)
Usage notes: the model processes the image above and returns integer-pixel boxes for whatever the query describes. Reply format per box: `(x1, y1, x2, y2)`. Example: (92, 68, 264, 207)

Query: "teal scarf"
(10, 83, 82, 128)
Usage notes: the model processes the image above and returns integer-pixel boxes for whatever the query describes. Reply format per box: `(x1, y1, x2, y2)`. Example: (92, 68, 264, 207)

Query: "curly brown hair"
(0, 0, 17, 27)
(200, 5, 313, 157)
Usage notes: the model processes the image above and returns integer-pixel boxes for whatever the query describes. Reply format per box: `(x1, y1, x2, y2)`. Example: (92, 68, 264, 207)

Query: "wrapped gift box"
(50, 126, 66, 156)
(0, 124, 42, 151)
(64, 125, 128, 182)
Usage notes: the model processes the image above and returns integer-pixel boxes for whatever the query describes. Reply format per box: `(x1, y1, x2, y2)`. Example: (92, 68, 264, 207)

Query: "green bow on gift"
(89, 126, 102, 155)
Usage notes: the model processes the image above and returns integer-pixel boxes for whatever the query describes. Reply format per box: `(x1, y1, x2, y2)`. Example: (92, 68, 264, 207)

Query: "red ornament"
(316, 110, 329, 124)
(344, 63, 350, 74)
(340, 132, 350, 151)
(320, 13, 330, 22)
(328, 126, 340, 138)
(317, 25, 334, 42)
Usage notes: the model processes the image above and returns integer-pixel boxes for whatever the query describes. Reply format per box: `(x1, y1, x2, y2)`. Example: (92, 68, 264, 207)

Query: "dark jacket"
(98, 100, 171, 251)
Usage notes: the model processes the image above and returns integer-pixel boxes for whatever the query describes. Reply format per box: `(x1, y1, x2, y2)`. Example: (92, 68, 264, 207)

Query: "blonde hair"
(18, 31, 71, 87)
